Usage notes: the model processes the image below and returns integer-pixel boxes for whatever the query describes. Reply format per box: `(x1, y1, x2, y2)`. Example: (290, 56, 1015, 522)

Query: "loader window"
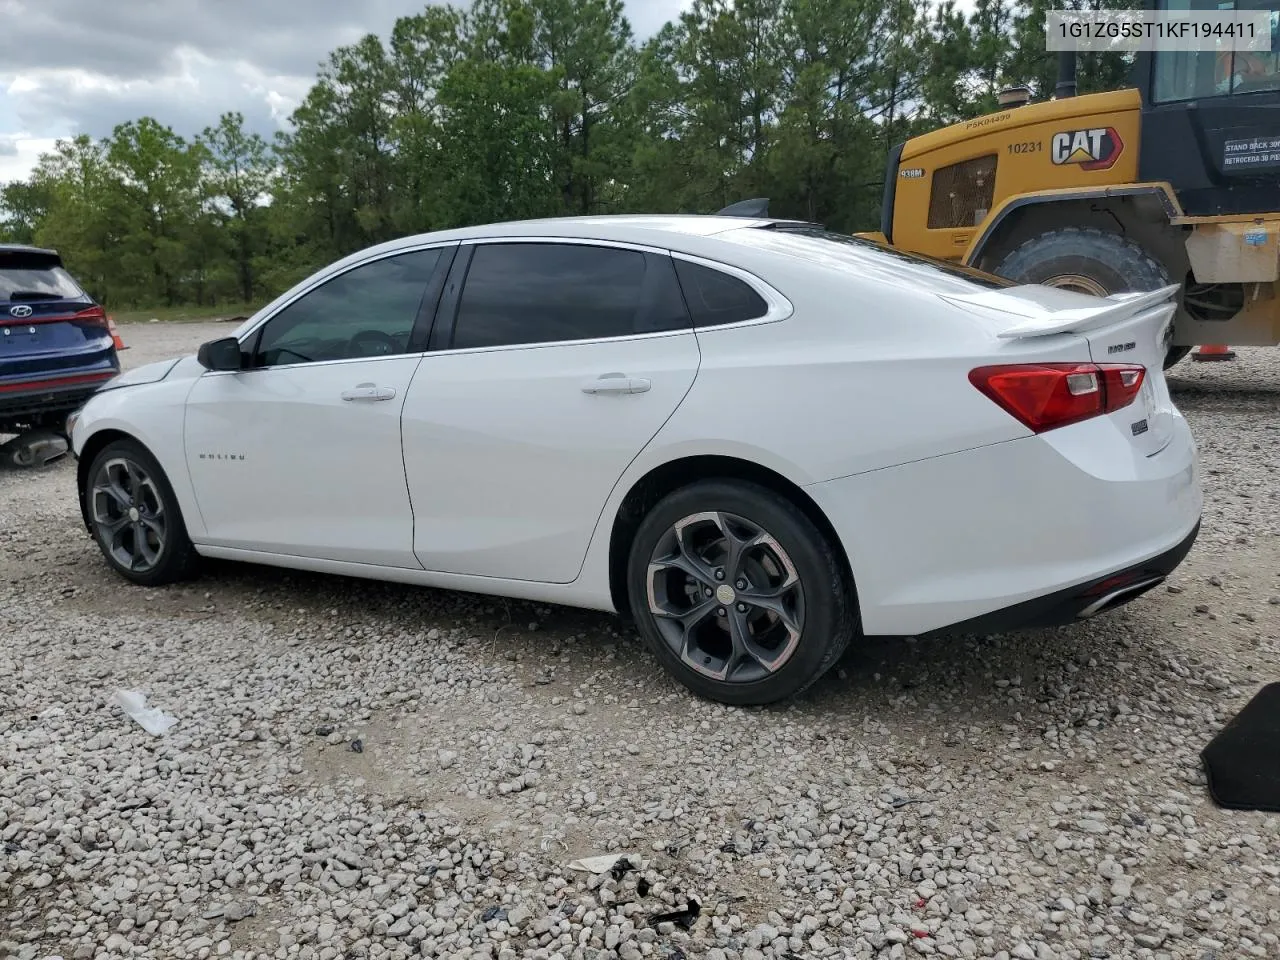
(927, 155, 997, 229)
(1153, 1, 1280, 102)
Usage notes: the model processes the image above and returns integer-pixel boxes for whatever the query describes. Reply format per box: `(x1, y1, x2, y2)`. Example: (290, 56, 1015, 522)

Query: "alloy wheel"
(91, 457, 167, 573)
(645, 511, 806, 684)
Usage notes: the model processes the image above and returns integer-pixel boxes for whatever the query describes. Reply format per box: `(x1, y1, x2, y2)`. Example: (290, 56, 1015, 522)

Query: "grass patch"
(109, 302, 262, 325)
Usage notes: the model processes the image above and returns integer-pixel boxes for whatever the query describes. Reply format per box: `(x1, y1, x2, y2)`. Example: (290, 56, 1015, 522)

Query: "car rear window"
(0, 253, 86, 301)
(767, 225, 1014, 291)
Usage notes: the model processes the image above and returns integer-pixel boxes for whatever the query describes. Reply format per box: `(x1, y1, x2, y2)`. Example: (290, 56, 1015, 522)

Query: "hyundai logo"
(9, 305, 33, 318)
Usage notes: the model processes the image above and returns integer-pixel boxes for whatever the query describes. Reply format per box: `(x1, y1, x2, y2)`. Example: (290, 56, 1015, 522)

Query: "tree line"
(0, 0, 1128, 310)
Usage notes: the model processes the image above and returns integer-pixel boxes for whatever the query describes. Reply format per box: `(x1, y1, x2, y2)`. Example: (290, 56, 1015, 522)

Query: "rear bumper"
(917, 519, 1199, 637)
(807, 410, 1202, 636)
(0, 374, 117, 426)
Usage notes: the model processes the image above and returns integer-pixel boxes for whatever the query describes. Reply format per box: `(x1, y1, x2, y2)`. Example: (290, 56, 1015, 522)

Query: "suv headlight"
(65, 407, 82, 438)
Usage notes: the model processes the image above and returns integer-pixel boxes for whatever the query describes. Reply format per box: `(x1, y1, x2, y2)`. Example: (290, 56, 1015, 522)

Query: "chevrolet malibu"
(68, 215, 1202, 705)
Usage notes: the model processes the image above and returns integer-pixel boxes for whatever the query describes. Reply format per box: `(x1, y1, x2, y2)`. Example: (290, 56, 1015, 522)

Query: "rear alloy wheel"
(86, 439, 200, 586)
(627, 480, 856, 705)
(993, 227, 1191, 370)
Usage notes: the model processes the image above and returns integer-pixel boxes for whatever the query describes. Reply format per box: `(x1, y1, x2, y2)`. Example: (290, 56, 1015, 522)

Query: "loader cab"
(1132, 0, 1280, 215)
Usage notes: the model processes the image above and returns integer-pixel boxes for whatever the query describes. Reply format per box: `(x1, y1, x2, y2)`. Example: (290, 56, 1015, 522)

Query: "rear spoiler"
(0, 246, 64, 270)
(938, 284, 1180, 339)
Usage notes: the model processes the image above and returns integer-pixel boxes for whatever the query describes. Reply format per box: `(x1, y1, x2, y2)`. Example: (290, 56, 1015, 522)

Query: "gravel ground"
(2, 326, 1279, 960)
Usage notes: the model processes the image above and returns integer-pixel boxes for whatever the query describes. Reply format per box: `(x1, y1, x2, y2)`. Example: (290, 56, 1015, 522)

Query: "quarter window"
(450, 243, 689, 350)
(672, 259, 769, 327)
(253, 248, 443, 368)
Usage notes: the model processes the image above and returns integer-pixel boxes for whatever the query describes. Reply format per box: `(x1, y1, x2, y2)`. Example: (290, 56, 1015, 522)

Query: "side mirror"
(197, 337, 244, 372)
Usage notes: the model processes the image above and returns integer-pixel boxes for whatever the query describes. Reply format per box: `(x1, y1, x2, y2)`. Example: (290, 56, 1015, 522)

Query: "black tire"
(626, 480, 857, 706)
(993, 227, 1187, 371)
(84, 438, 200, 586)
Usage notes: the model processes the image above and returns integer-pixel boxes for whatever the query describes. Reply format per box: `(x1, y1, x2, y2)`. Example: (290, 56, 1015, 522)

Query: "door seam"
(570, 329, 705, 583)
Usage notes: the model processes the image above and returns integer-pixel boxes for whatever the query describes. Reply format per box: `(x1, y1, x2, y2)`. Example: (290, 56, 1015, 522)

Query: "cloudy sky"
(0, 0, 694, 185)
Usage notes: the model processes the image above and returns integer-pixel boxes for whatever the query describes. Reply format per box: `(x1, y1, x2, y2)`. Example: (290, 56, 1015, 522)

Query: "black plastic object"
(649, 897, 700, 930)
(609, 857, 635, 881)
(1202, 682, 1280, 812)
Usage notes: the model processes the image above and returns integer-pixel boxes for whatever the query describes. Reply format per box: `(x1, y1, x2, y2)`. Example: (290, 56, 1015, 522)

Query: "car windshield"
(0, 261, 85, 302)
(768, 225, 1015, 290)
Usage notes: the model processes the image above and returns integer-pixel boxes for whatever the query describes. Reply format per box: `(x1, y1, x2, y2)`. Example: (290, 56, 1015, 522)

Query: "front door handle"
(582, 373, 652, 395)
(341, 383, 397, 402)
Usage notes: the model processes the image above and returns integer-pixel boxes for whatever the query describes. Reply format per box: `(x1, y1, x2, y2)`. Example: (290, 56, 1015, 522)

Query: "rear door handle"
(341, 383, 397, 402)
(582, 373, 652, 395)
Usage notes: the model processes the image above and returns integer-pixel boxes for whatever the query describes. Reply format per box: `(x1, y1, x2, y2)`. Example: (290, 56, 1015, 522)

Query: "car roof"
(346, 215, 802, 262)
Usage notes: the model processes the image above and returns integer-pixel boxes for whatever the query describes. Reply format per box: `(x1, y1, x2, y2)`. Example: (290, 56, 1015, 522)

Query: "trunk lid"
(0, 299, 116, 384)
(939, 283, 1180, 456)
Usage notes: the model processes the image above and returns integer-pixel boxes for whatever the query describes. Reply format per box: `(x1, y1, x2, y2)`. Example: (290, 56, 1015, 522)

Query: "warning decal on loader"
(1223, 137, 1280, 171)
(1050, 127, 1124, 171)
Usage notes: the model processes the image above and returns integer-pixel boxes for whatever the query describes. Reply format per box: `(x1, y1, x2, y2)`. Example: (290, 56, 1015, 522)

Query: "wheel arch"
(76, 428, 147, 533)
(606, 454, 858, 618)
(968, 184, 1189, 281)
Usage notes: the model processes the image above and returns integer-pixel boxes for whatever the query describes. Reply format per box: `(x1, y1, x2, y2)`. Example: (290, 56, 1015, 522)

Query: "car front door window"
(254, 248, 444, 368)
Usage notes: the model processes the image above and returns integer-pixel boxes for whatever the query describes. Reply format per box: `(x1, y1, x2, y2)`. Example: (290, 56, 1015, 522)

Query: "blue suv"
(0, 245, 120, 437)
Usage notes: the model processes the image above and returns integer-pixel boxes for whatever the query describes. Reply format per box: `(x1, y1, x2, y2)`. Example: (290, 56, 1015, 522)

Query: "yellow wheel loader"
(857, 0, 1280, 369)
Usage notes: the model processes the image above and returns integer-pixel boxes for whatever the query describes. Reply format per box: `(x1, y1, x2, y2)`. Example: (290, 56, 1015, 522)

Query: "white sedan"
(68, 215, 1202, 705)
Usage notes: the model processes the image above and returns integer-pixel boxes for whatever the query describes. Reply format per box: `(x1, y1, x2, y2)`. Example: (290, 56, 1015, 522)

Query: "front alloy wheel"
(627, 480, 857, 705)
(85, 438, 199, 586)
(91, 457, 168, 573)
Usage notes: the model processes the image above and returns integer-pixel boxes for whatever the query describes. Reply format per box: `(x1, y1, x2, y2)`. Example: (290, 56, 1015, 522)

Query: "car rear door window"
(253, 248, 443, 368)
(450, 242, 688, 350)
(671, 259, 769, 328)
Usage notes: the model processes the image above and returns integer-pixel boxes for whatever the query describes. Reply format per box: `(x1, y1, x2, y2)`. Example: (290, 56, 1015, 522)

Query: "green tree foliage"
(200, 112, 274, 303)
(0, 0, 1141, 309)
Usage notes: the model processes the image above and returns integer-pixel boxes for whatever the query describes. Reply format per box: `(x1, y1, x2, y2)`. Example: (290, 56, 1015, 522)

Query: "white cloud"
(0, 135, 58, 186)
(0, 0, 699, 186)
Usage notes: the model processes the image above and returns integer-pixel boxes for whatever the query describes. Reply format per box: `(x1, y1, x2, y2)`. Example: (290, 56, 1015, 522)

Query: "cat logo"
(1050, 127, 1124, 171)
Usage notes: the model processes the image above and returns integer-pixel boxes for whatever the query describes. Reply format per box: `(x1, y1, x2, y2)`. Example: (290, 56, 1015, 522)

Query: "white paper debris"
(111, 689, 178, 736)
(567, 853, 641, 874)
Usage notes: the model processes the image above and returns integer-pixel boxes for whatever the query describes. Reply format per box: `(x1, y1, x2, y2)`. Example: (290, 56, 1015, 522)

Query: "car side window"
(450, 243, 689, 350)
(253, 249, 444, 368)
(672, 259, 769, 328)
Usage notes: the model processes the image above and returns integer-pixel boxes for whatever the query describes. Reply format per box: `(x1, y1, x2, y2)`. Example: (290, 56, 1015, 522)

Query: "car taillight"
(968, 363, 1146, 433)
(73, 305, 109, 328)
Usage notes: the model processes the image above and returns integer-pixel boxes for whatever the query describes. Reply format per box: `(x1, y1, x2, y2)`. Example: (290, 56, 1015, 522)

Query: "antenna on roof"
(717, 198, 770, 218)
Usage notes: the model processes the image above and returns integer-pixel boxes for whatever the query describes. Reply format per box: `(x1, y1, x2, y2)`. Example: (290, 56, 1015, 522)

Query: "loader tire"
(992, 227, 1190, 370)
